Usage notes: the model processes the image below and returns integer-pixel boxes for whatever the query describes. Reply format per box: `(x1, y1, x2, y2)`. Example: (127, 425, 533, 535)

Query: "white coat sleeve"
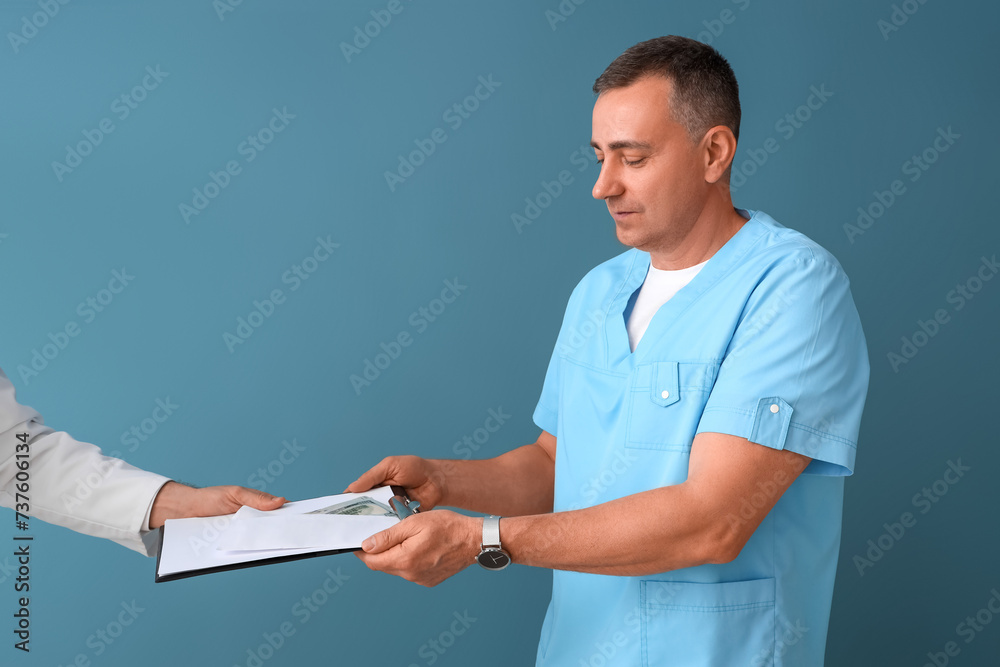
(0, 368, 171, 556)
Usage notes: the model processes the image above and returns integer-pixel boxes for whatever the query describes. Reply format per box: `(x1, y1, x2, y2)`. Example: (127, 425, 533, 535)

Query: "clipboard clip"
(389, 486, 420, 520)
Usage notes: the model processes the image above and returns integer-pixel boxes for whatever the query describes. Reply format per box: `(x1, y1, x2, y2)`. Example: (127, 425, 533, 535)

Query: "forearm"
(1, 420, 169, 555)
(431, 443, 554, 516)
(499, 485, 732, 576)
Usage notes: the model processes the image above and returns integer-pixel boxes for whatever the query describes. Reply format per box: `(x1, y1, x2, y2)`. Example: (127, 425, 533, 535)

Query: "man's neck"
(648, 205, 747, 270)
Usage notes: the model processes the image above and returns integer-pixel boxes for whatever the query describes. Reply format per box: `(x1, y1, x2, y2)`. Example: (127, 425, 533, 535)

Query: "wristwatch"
(476, 515, 511, 570)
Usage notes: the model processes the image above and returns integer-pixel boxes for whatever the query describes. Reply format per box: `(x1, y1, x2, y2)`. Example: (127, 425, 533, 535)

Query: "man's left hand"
(356, 510, 480, 587)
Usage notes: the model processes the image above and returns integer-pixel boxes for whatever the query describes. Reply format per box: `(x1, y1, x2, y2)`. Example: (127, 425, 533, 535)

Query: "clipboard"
(154, 485, 418, 583)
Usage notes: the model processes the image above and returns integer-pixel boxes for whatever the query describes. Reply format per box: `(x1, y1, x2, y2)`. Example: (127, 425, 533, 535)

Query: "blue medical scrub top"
(532, 210, 869, 667)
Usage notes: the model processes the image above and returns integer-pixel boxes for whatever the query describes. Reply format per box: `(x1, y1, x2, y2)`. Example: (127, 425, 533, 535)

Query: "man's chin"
(614, 225, 645, 250)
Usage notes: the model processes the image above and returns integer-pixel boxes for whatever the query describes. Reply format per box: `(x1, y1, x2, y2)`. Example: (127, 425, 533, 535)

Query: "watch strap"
(482, 515, 501, 548)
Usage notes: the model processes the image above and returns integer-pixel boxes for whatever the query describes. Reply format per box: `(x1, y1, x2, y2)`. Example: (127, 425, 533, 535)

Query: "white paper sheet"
(156, 485, 399, 580)
(217, 514, 397, 551)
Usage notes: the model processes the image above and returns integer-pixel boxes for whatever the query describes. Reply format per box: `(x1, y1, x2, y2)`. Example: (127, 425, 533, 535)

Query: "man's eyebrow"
(589, 140, 653, 151)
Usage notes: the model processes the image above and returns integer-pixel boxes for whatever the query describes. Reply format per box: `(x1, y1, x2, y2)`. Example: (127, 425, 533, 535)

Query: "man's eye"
(624, 157, 646, 166)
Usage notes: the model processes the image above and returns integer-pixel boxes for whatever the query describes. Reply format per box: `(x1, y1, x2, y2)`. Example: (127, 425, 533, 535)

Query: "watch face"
(477, 548, 511, 570)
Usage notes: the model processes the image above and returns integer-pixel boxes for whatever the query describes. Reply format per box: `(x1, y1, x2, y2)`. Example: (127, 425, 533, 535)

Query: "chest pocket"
(625, 360, 719, 451)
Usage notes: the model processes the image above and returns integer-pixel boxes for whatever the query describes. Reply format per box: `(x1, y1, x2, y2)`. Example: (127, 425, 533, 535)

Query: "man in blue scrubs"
(349, 35, 869, 666)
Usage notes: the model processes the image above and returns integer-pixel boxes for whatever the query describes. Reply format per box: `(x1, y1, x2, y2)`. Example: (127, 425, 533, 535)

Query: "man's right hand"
(345, 455, 445, 510)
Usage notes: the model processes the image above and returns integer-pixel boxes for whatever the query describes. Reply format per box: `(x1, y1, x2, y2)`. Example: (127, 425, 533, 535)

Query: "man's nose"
(592, 162, 623, 200)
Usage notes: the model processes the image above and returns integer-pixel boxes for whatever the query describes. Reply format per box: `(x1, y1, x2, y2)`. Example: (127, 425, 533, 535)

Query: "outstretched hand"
(345, 455, 445, 511)
(149, 481, 285, 529)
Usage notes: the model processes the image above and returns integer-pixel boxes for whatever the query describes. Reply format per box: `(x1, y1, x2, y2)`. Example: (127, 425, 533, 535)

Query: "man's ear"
(702, 125, 738, 184)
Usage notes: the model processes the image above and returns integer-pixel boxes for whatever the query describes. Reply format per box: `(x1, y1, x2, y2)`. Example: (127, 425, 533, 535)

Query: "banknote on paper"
(305, 496, 394, 517)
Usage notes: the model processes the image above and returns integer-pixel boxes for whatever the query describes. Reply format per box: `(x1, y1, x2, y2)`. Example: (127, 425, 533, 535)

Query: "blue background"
(2, 0, 998, 665)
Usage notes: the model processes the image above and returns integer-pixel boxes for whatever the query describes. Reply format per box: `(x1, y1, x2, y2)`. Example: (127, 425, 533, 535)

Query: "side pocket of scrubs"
(625, 361, 718, 451)
(640, 578, 775, 667)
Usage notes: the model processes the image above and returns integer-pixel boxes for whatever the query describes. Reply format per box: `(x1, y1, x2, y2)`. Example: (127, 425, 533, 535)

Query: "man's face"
(591, 76, 708, 256)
